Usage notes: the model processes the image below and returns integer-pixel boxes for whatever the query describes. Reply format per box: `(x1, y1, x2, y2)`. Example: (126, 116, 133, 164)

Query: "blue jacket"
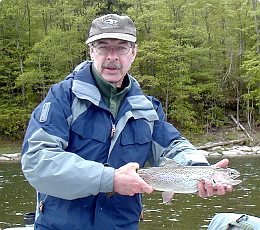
(21, 61, 209, 230)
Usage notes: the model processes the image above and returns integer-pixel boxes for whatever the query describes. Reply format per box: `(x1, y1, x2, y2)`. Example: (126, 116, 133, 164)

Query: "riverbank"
(1, 140, 260, 161)
(1, 124, 259, 161)
(0, 139, 22, 161)
(186, 123, 260, 157)
(1, 144, 259, 161)
(198, 144, 260, 157)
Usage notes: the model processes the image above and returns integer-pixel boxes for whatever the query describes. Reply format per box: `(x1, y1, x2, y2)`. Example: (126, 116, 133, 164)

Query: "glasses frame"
(92, 43, 133, 55)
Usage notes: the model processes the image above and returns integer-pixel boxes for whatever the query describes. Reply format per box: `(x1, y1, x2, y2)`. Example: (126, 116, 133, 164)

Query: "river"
(0, 156, 260, 229)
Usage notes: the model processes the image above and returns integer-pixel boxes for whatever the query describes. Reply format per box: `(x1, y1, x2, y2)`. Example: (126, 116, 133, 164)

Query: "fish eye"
(229, 169, 239, 178)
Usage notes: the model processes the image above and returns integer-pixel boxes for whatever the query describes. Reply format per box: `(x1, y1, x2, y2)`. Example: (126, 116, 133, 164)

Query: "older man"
(21, 14, 232, 230)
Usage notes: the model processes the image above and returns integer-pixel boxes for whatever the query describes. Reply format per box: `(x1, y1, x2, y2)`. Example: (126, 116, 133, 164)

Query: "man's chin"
(104, 76, 124, 87)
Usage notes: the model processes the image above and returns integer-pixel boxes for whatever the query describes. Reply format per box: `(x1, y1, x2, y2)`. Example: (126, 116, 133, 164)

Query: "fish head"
(212, 167, 242, 186)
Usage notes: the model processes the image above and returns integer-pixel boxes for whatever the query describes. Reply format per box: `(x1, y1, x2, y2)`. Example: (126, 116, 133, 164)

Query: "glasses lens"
(116, 46, 130, 55)
(96, 45, 109, 54)
(95, 45, 131, 55)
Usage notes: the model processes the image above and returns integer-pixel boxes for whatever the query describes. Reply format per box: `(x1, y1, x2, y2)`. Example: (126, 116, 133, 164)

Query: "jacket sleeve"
(21, 82, 114, 200)
(147, 96, 209, 167)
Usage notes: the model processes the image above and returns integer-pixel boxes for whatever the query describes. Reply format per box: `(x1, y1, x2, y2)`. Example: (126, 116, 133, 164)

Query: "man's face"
(90, 39, 137, 87)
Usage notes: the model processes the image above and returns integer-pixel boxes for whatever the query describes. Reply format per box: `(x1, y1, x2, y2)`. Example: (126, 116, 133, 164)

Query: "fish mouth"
(230, 179, 242, 186)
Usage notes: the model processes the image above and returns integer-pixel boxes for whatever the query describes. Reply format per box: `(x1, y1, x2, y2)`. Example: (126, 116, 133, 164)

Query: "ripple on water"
(1, 157, 260, 230)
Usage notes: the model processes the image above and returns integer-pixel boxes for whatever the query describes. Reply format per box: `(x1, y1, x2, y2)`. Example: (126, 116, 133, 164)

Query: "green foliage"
(0, 105, 30, 139)
(0, 0, 260, 138)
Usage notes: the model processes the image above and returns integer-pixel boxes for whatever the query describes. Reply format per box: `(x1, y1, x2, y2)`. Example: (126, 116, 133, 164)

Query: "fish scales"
(138, 162, 241, 194)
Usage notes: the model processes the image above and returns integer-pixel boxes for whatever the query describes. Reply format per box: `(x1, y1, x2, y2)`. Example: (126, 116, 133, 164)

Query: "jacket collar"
(71, 61, 157, 119)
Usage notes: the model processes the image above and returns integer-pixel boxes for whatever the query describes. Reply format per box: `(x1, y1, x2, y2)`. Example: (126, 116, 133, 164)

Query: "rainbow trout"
(107, 158, 241, 203)
(138, 158, 242, 202)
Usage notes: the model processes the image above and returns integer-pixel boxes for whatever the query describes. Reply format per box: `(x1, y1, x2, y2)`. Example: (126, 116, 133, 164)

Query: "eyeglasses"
(93, 44, 132, 55)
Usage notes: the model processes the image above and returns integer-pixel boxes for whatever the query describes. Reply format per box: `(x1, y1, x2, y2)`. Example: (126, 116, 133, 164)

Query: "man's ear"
(89, 45, 94, 60)
(131, 44, 138, 62)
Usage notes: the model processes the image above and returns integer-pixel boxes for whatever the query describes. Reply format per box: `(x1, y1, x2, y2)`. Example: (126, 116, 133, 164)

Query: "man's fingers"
(128, 163, 153, 194)
(197, 157, 234, 198)
(114, 162, 153, 196)
(197, 180, 207, 198)
(214, 158, 229, 168)
(197, 179, 234, 198)
(139, 183, 153, 194)
(127, 162, 140, 171)
(204, 180, 214, 196)
(225, 184, 233, 192)
(214, 182, 225, 195)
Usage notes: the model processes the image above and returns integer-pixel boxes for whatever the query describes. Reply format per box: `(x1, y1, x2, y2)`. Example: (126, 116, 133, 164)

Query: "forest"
(0, 0, 260, 139)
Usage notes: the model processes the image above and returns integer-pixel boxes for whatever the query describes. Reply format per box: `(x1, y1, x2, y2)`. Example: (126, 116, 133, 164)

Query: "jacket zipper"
(110, 124, 116, 138)
(39, 194, 48, 213)
(110, 116, 116, 139)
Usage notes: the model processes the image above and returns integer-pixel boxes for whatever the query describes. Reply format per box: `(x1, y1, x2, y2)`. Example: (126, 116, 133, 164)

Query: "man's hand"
(113, 163, 154, 196)
(197, 158, 233, 198)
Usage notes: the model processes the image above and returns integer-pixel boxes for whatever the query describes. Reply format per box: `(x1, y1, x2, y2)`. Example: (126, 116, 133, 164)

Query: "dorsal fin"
(159, 158, 182, 167)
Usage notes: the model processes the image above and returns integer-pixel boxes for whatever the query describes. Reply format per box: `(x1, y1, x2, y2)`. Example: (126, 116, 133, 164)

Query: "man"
(21, 14, 232, 230)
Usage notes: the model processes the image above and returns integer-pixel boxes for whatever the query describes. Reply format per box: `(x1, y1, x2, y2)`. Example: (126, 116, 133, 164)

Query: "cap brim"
(86, 33, 136, 44)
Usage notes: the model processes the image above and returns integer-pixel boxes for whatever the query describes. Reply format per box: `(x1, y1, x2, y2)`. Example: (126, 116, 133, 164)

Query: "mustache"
(102, 62, 122, 69)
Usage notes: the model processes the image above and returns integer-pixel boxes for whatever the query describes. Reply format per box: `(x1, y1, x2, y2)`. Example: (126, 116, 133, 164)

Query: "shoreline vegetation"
(1, 124, 260, 161)
(1, 0, 260, 145)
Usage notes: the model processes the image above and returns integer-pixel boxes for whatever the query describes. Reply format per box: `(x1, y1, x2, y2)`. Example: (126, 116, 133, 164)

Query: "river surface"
(0, 156, 260, 229)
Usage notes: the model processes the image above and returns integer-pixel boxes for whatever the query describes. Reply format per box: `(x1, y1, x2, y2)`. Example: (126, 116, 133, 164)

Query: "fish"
(107, 158, 242, 203)
(138, 158, 242, 203)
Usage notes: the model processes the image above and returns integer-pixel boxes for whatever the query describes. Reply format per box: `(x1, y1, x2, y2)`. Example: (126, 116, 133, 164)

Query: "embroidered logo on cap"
(102, 16, 119, 28)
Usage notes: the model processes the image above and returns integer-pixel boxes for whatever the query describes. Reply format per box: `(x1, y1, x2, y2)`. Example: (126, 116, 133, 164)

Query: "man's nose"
(107, 47, 119, 60)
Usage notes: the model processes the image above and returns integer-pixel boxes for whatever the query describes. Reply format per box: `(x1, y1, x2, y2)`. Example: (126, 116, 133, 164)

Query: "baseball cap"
(86, 14, 136, 44)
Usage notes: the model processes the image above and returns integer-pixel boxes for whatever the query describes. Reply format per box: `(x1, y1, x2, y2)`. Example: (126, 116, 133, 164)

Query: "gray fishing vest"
(207, 213, 260, 230)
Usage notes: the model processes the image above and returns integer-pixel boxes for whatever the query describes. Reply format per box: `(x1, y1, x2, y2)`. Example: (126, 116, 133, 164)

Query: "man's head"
(86, 14, 136, 44)
(86, 14, 138, 87)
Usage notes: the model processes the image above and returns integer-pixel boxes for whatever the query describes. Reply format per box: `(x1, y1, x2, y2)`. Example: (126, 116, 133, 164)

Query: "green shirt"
(92, 65, 132, 118)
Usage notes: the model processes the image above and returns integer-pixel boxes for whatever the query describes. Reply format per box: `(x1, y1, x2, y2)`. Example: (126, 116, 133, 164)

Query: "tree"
(1, 0, 260, 138)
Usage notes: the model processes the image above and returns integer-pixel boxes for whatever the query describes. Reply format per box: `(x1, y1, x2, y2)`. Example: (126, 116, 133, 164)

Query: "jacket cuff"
(164, 138, 209, 166)
(99, 166, 115, 193)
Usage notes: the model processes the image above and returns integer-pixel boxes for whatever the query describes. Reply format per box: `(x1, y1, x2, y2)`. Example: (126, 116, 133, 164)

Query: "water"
(139, 156, 260, 229)
(0, 162, 35, 229)
(0, 156, 260, 229)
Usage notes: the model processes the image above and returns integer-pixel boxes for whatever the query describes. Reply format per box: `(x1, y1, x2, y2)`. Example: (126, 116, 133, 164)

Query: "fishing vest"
(207, 213, 260, 230)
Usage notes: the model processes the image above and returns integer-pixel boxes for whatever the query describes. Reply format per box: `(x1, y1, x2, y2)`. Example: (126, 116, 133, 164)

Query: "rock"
(208, 152, 223, 156)
(222, 150, 240, 155)
(0, 153, 21, 161)
(0, 156, 12, 161)
(251, 146, 260, 154)
(235, 146, 252, 152)
(211, 146, 223, 151)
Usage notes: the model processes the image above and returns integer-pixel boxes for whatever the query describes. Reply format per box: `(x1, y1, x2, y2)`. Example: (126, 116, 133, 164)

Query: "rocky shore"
(0, 153, 21, 161)
(198, 144, 260, 157)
